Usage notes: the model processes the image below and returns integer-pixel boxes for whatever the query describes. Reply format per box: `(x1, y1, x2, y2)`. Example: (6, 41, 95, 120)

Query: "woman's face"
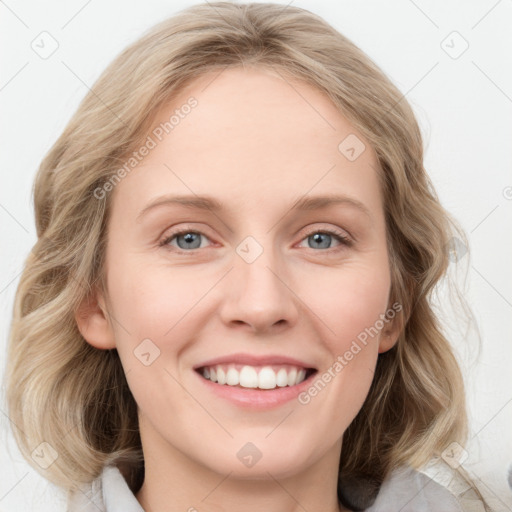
(82, 66, 399, 479)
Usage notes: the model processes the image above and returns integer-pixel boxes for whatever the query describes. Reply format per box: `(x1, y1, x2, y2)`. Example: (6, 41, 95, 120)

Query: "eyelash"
(159, 225, 353, 254)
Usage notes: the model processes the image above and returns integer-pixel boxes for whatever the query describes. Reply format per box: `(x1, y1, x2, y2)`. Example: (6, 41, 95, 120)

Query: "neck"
(134, 420, 348, 512)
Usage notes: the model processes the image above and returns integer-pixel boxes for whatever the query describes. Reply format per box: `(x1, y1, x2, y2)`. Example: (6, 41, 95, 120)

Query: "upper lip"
(194, 353, 317, 370)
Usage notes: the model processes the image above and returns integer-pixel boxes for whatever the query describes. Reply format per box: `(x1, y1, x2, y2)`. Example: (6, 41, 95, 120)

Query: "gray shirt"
(67, 463, 478, 511)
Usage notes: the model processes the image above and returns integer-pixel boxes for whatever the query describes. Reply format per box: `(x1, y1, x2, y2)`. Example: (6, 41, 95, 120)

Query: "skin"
(76, 66, 401, 512)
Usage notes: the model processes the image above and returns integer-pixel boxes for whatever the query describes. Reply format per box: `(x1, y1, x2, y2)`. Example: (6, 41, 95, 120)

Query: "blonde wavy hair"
(4, 2, 487, 509)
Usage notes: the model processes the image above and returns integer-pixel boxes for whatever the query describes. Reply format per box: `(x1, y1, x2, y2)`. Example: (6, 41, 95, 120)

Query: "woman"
(4, 2, 489, 510)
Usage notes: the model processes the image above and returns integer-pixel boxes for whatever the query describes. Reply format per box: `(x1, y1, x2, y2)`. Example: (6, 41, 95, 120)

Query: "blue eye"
(161, 230, 208, 251)
(300, 230, 352, 250)
(159, 227, 352, 253)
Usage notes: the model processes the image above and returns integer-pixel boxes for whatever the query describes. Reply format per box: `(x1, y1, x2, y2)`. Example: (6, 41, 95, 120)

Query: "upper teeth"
(201, 365, 308, 390)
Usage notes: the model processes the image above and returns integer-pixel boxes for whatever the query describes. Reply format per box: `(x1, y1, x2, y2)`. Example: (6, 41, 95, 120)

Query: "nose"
(218, 243, 299, 335)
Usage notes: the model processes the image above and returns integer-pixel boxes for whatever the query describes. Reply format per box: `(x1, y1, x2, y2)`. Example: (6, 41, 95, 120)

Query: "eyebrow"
(136, 193, 372, 222)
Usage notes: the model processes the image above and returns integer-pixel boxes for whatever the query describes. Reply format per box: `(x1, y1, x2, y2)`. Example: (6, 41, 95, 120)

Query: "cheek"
(104, 260, 207, 415)
(298, 267, 388, 437)
(305, 260, 391, 348)
(106, 256, 210, 337)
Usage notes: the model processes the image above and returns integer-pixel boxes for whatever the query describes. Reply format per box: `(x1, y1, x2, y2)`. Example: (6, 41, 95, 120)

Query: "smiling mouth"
(195, 364, 317, 390)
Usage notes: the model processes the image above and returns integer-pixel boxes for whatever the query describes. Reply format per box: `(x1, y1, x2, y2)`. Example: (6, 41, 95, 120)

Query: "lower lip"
(195, 370, 317, 410)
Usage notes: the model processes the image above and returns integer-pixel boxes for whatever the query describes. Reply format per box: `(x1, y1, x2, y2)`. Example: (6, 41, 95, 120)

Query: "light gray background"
(1, 0, 511, 510)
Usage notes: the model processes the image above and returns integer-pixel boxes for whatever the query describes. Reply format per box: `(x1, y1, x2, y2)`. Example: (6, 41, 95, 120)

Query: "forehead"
(111, 66, 383, 222)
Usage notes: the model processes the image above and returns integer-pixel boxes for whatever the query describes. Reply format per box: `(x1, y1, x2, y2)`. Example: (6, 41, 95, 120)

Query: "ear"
(74, 286, 116, 350)
(377, 312, 402, 354)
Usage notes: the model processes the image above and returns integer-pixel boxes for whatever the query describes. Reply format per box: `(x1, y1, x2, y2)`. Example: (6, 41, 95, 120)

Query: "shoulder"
(67, 462, 485, 512)
(67, 465, 144, 512)
(366, 463, 486, 512)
